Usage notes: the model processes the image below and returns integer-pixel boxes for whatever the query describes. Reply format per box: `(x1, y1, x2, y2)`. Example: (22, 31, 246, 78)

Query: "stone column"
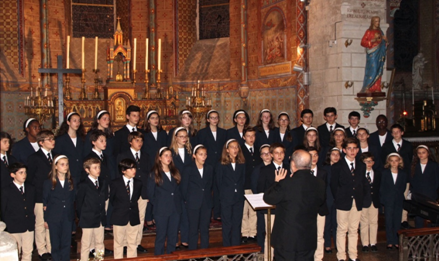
(308, 0, 390, 131)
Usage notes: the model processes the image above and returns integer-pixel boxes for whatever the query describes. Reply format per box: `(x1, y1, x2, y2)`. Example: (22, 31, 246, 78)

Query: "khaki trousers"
(113, 224, 138, 259)
(34, 203, 51, 255)
(264, 214, 275, 261)
(336, 200, 362, 260)
(11, 230, 34, 261)
(314, 214, 326, 261)
(80, 225, 104, 261)
(87, 198, 109, 251)
(360, 205, 378, 246)
(136, 197, 148, 245)
(242, 190, 257, 237)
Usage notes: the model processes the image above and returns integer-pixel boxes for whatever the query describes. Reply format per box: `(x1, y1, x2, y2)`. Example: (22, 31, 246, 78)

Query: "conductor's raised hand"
(275, 168, 287, 182)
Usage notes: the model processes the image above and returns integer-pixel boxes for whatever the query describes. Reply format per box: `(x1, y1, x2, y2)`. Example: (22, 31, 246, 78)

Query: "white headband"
(193, 144, 205, 154)
(159, 147, 168, 155)
(331, 147, 341, 152)
(278, 111, 289, 118)
(387, 152, 402, 160)
(306, 127, 318, 132)
(54, 155, 68, 164)
(25, 118, 36, 128)
(181, 110, 192, 115)
(174, 127, 187, 136)
(67, 112, 78, 121)
(226, 139, 236, 148)
(416, 145, 430, 151)
(333, 127, 345, 133)
(206, 110, 218, 118)
(147, 110, 158, 119)
(259, 144, 270, 152)
(260, 109, 270, 114)
(96, 110, 108, 119)
(234, 110, 245, 118)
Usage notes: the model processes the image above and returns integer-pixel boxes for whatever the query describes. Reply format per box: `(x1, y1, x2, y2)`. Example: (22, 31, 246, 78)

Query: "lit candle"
(44, 86, 47, 97)
(158, 38, 161, 70)
(94, 36, 98, 70)
(82, 36, 85, 69)
(66, 35, 70, 69)
(145, 38, 148, 70)
(30, 87, 33, 97)
(133, 38, 137, 71)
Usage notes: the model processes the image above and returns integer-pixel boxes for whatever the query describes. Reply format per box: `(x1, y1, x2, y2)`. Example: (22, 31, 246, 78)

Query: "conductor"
(263, 149, 326, 261)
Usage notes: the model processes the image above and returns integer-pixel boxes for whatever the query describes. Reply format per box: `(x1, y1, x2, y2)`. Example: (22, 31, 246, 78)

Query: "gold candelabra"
(64, 75, 72, 100)
(132, 69, 137, 87)
(186, 80, 212, 129)
(143, 69, 150, 99)
(93, 69, 101, 100)
(156, 69, 163, 99)
(79, 69, 87, 100)
(24, 83, 56, 124)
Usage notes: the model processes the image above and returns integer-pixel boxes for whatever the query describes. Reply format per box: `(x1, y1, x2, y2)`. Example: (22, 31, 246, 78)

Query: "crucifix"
(38, 55, 82, 125)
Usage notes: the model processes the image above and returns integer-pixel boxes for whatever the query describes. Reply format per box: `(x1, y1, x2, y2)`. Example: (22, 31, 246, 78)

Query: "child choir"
(1, 106, 439, 261)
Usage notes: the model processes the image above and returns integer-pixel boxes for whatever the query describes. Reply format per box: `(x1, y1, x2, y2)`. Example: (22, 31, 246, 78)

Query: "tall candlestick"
(133, 38, 137, 70)
(145, 38, 149, 70)
(94, 36, 98, 70)
(412, 86, 414, 105)
(66, 35, 70, 69)
(158, 38, 161, 70)
(432, 85, 435, 104)
(30, 87, 33, 97)
(82, 36, 85, 69)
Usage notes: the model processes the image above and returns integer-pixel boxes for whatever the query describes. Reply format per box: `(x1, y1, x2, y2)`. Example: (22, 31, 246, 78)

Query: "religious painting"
(114, 97, 126, 122)
(262, 8, 286, 65)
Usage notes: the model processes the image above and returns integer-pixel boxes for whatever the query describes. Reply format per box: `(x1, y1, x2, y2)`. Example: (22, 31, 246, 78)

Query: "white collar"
(0, 153, 6, 159)
(244, 143, 254, 151)
(92, 148, 103, 157)
(41, 147, 51, 156)
(273, 162, 283, 170)
(344, 156, 355, 168)
(350, 126, 359, 132)
(130, 147, 141, 157)
(302, 124, 309, 130)
(88, 175, 98, 184)
(13, 181, 24, 191)
(122, 175, 132, 184)
(126, 124, 137, 131)
(326, 122, 336, 130)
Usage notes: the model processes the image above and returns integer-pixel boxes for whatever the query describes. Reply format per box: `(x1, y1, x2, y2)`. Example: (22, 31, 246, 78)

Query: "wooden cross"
(38, 55, 82, 125)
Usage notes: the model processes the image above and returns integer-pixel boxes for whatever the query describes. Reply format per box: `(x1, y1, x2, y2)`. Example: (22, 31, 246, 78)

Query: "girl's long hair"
(90, 111, 113, 137)
(178, 110, 197, 137)
(255, 111, 275, 132)
(152, 148, 181, 185)
(329, 129, 345, 148)
(56, 113, 86, 140)
(143, 111, 164, 133)
(49, 156, 74, 191)
(170, 128, 192, 155)
(220, 141, 245, 165)
(384, 155, 404, 169)
(303, 129, 321, 151)
(323, 147, 341, 166)
(277, 114, 292, 142)
(411, 147, 436, 177)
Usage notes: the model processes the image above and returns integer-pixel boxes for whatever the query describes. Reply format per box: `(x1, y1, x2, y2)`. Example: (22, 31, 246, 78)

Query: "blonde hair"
(384, 155, 404, 169)
(170, 128, 192, 155)
(49, 157, 74, 191)
(220, 140, 245, 165)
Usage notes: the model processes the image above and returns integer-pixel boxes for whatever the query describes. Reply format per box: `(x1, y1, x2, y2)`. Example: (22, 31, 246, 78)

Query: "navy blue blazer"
(215, 163, 246, 206)
(196, 127, 227, 168)
(257, 163, 291, 214)
(83, 151, 115, 185)
(242, 144, 262, 190)
(330, 158, 369, 211)
(368, 130, 392, 149)
(317, 123, 344, 148)
(83, 131, 116, 160)
(53, 133, 85, 186)
(12, 137, 37, 164)
(410, 161, 439, 201)
(273, 127, 294, 164)
(168, 127, 197, 148)
(76, 176, 108, 228)
(113, 126, 137, 157)
(42, 179, 76, 223)
(142, 130, 168, 166)
(116, 150, 151, 199)
(226, 127, 245, 147)
(363, 169, 381, 208)
(1, 183, 36, 233)
(181, 162, 214, 210)
(356, 144, 383, 171)
(253, 127, 275, 150)
(380, 169, 408, 207)
(322, 164, 334, 207)
(147, 171, 182, 216)
(251, 163, 266, 194)
(381, 139, 413, 175)
(26, 149, 53, 203)
(290, 125, 306, 151)
(110, 177, 142, 226)
(1, 154, 16, 188)
(345, 127, 358, 138)
(172, 149, 192, 173)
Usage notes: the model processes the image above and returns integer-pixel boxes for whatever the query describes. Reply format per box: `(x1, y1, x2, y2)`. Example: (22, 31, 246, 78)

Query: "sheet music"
(244, 193, 275, 210)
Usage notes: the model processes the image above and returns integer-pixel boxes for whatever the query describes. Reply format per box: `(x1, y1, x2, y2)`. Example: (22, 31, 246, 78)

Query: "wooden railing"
(105, 244, 261, 261)
(398, 227, 439, 261)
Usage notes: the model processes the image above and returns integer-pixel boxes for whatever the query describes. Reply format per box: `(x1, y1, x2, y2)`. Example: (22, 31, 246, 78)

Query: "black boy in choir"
(226, 110, 250, 147)
(1, 163, 36, 261)
(345, 111, 361, 138)
(168, 110, 198, 147)
(181, 145, 214, 250)
(196, 110, 227, 221)
(42, 155, 76, 261)
(241, 127, 261, 243)
(53, 112, 86, 188)
(169, 127, 192, 248)
(307, 147, 328, 261)
(273, 112, 293, 165)
(1, 131, 17, 188)
(290, 109, 313, 151)
(110, 159, 142, 259)
(76, 158, 108, 261)
(253, 109, 276, 149)
(317, 107, 344, 148)
(116, 131, 150, 253)
(113, 105, 141, 157)
(26, 129, 54, 260)
(216, 139, 246, 247)
(12, 118, 41, 164)
(142, 110, 168, 167)
(359, 152, 381, 252)
(368, 114, 392, 149)
(410, 145, 439, 228)
(380, 153, 407, 250)
(147, 147, 182, 255)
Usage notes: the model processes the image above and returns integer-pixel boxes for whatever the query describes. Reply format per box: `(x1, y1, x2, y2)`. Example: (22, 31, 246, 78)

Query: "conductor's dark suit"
(76, 177, 108, 228)
(257, 163, 291, 214)
(314, 167, 329, 216)
(147, 172, 182, 255)
(264, 169, 326, 261)
(317, 123, 344, 148)
(181, 162, 214, 250)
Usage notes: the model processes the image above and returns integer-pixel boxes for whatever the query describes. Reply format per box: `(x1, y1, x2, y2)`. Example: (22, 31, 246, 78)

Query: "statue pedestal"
(355, 92, 386, 118)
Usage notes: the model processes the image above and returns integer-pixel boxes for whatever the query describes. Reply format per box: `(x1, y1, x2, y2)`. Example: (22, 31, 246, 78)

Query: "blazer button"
(24, 207, 26, 209)
(26, 215, 28, 217)
(351, 196, 354, 198)
(23, 198, 25, 201)
(171, 193, 174, 196)
(129, 208, 131, 210)
(371, 192, 374, 194)
(353, 188, 355, 190)
(202, 189, 204, 191)
(63, 205, 66, 208)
